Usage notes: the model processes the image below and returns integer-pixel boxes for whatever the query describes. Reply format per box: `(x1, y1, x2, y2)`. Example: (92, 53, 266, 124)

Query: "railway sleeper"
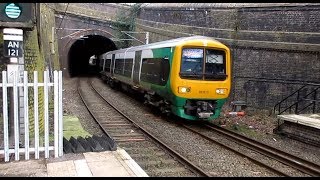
(138, 161, 184, 170)
(111, 133, 144, 137)
(129, 152, 167, 159)
(149, 167, 190, 174)
(135, 159, 177, 166)
(105, 129, 138, 134)
(122, 146, 160, 152)
(114, 138, 146, 142)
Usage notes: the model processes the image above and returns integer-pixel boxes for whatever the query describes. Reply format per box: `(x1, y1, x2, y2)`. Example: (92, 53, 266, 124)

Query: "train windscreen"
(180, 48, 227, 80)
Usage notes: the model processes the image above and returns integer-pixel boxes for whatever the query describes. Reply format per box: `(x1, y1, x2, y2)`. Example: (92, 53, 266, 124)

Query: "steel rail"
(204, 123, 320, 177)
(78, 78, 145, 142)
(77, 78, 114, 140)
(181, 124, 290, 177)
(87, 78, 211, 177)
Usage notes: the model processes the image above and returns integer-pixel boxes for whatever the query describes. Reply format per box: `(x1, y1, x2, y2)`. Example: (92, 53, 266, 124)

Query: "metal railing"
(0, 71, 63, 162)
(273, 85, 320, 115)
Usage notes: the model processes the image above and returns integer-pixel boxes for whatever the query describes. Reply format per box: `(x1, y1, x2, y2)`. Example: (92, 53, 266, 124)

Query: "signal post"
(0, 3, 36, 147)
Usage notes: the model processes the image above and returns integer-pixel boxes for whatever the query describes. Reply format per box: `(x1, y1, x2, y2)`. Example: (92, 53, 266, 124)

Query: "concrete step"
(274, 121, 320, 147)
(277, 114, 320, 129)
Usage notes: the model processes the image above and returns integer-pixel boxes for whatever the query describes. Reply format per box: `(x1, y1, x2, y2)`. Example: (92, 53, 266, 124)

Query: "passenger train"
(99, 36, 231, 121)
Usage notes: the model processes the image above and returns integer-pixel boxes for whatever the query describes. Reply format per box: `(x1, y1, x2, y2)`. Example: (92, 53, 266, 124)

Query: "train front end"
(170, 37, 231, 121)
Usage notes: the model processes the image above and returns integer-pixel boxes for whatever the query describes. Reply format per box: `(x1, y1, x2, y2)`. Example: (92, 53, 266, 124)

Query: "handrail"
(273, 85, 306, 114)
(274, 85, 320, 115)
(274, 85, 306, 109)
(297, 86, 320, 114)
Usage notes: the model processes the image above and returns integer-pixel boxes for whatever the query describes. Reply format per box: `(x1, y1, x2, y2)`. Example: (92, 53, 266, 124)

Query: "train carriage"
(99, 36, 231, 121)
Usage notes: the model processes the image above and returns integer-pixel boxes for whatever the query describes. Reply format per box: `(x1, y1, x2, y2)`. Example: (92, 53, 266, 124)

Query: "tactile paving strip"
(63, 135, 117, 154)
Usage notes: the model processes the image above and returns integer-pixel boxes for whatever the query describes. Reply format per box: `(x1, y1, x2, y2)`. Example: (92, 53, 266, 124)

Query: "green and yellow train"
(99, 36, 231, 121)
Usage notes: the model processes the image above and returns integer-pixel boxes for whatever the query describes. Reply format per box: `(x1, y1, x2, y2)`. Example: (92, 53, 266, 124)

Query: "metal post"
(54, 71, 59, 158)
(58, 71, 63, 156)
(9, 82, 14, 149)
(3, 28, 24, 159)
(23, 71, 29, 160)
(295, 91, 300, 114)
(13, 71, 19, 161)
(313, 90, 317, 114)
(44, 71, 49, 158)
(145, 32, 149, 44)
(34, 71, 39, 159)
(2, 71, 9, 162)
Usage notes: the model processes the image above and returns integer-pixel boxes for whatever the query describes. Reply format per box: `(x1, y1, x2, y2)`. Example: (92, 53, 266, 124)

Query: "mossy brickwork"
(38, 4, 60, 71)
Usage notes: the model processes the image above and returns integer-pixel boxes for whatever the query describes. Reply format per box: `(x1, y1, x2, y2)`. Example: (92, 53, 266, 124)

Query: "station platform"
(277, 113, 320, 129)
(0, 148, 148, 177)
(275, 113, 320, 147)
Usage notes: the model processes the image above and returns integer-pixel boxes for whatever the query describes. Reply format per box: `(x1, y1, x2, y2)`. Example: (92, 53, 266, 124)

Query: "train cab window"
(180, 48, 203, 79)
(204, 49, 227, 80)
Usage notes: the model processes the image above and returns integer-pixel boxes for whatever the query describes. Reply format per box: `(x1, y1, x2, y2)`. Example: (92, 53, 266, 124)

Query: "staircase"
(273, 84, 320, 147)
(273, 84, 320, 116)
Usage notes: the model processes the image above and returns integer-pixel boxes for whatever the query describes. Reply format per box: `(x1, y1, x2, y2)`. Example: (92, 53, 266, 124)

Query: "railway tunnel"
(68, 34, 117, 77)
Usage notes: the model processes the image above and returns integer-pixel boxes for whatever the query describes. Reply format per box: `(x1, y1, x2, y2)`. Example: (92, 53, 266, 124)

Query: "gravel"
(63, 77, 105, 137)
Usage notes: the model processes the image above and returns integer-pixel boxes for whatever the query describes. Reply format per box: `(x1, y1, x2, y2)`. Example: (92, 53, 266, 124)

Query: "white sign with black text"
(3, 28, 23, 58)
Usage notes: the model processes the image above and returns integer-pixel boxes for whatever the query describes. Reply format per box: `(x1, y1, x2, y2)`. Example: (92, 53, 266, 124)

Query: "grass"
(36, 116, 91, 145)
(230, 123, 265, 140)
(213, 117, 263, 139)
(63, 115, 92, 140)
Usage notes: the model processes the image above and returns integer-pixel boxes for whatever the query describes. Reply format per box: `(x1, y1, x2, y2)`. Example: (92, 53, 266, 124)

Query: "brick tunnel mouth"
(68, 35, 117, 77)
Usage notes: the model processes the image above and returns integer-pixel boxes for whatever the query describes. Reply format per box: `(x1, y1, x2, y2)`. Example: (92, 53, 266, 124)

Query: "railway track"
(181, 122, 320, 177)
(77, 78, 209, 177)
(79, 77, 320, 177)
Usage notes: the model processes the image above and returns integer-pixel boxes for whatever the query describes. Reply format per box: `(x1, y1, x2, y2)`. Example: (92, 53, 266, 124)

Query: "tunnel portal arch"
(63, 29, 118, 77)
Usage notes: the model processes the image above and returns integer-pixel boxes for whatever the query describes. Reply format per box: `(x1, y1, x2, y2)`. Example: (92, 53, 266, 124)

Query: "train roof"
(104, 36, 223, 55)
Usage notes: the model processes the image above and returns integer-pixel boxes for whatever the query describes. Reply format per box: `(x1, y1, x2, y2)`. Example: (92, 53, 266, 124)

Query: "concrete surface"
(0, 148, 148, 177)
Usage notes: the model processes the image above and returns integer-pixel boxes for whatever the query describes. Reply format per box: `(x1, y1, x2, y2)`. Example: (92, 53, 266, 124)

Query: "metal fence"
(0, 70, 63, 162)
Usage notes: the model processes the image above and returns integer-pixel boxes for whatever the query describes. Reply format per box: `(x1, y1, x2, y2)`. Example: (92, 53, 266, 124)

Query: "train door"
(111, 54, 115, 75)
(133, 50, 142, 85)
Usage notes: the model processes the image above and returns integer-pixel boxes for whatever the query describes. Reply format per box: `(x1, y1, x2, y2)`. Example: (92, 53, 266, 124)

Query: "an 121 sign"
(3, 28, 23, 58)
(3, 40, 23, 57)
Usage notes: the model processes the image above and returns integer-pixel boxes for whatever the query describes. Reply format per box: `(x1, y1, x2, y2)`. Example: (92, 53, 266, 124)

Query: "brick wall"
(135, 3, 320, 113)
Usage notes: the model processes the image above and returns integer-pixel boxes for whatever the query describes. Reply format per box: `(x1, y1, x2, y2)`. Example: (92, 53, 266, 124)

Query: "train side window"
(124, 58, 133, 77)
(114, 58, 125, 75)
(161, 57, 170, 85)
(141, 58, 163, 85)
(105, 59, 111, 72)
(99, 59, 104, 71)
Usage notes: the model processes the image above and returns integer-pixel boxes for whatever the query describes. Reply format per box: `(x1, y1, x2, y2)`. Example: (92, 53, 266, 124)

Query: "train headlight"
(216, 88, 227, 95)
(178, 86, 191, 93)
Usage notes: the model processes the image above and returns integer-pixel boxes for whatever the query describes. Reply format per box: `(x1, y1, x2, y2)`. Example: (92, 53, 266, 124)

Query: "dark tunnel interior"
(68, 35, 117, 77)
